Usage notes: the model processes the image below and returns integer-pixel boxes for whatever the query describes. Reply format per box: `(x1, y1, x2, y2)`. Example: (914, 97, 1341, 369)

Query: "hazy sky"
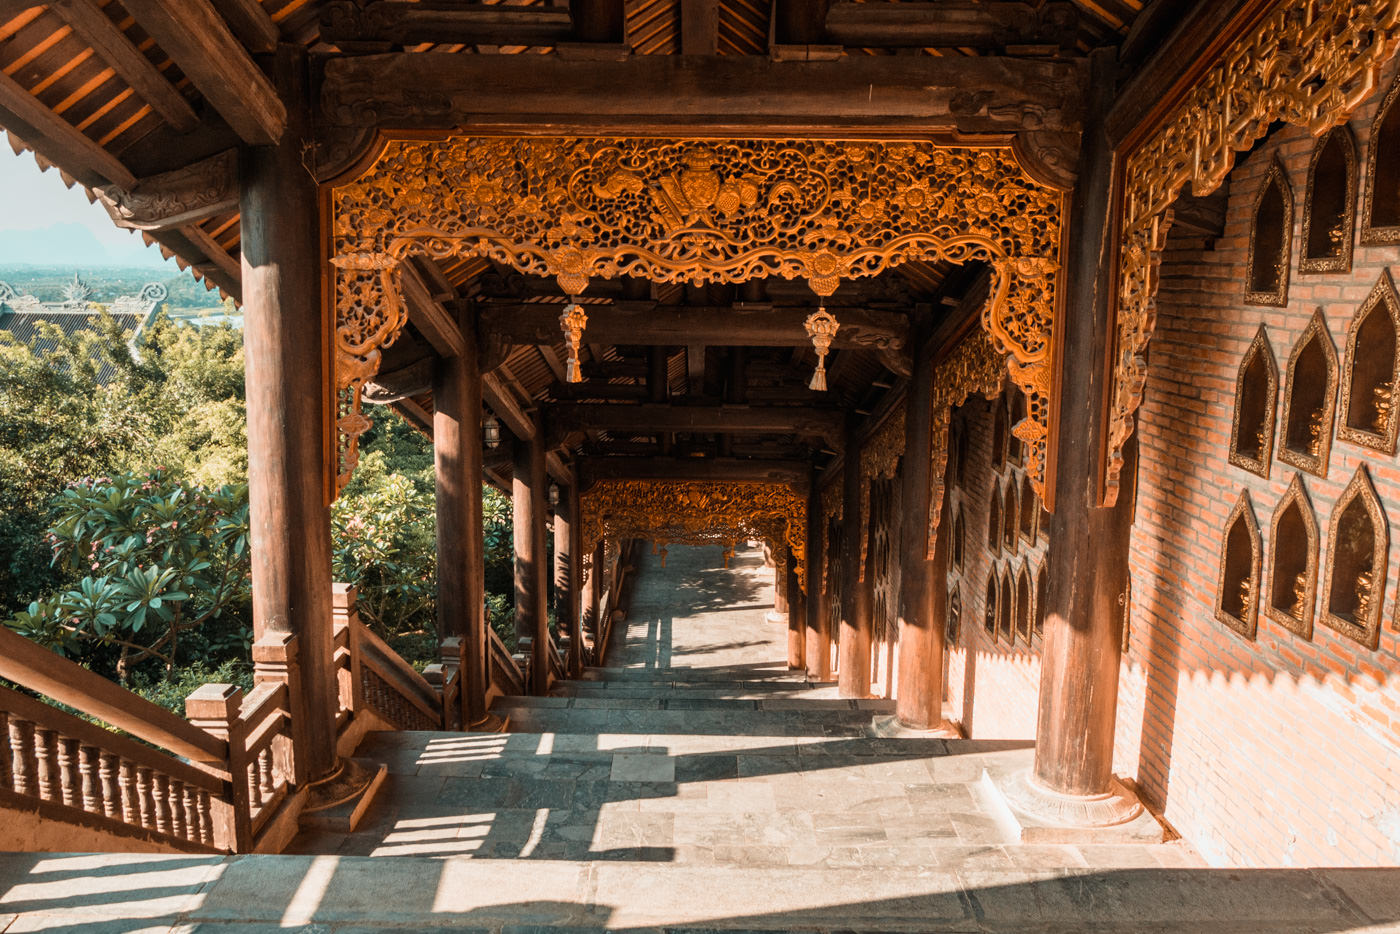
(0, 130, 172, 268)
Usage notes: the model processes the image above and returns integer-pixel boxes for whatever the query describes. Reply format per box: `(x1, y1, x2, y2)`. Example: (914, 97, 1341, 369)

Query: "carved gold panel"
(1106, 0, 1400, 505)
(328, 136, 1065, 497)
(579, 479, 807, 590)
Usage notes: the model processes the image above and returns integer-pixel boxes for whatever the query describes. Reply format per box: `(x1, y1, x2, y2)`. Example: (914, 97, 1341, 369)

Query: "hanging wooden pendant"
(804, 307, 840, 391)
(560, 301, 588, 383)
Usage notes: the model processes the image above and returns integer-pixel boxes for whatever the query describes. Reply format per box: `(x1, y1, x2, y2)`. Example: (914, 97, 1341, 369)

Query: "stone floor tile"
(611, 753, 677, 783)
(0, 853, 226, 923)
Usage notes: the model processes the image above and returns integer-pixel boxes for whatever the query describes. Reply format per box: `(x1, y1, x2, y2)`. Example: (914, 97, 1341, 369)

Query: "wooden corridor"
(289, 545, 1197, 870)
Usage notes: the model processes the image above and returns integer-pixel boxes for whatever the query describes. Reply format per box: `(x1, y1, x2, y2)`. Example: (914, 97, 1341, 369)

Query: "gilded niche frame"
(1337, 269, 1400, 454)
(325, 134, 1069, 502)
(1265, 471, 1319, 639)
(1228, 324, 1279, 478)
(1299, 124, 1358, 275)
(1215, 489, 1262, 640)
(1277, 309, 1338, 479)
(1244, 157, 1293, 308)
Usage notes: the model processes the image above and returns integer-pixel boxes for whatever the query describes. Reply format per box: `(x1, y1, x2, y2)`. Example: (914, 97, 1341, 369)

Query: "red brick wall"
(941, 392, 1049, 740)
(1116, 63, 1400, 866)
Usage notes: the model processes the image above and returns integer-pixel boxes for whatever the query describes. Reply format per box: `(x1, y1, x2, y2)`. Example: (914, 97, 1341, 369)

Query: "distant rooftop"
(0, 277, 167, 382)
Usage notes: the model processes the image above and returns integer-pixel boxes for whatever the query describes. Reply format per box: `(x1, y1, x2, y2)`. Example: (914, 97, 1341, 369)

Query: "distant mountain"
(0, 221, 168, 268)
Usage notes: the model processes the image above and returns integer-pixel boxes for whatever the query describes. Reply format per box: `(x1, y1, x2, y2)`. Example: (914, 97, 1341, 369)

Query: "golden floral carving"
(1107, 0, 1400, 505)
(579, 480, 808, 590)
(329, 136, 1064, 496)
(928, 330, 1007, 558)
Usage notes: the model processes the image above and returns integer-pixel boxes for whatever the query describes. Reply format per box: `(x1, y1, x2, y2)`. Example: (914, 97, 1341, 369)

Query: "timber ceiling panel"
(626, 0, 679, 55)
(718, 0, 768, 56)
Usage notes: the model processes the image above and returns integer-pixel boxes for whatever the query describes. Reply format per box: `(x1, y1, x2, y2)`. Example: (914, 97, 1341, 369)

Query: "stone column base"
(868, 713, 963, 739)
(980, 768, 1165, 844)
(300, 757, 388, 834)
(765, 610, 788, 625)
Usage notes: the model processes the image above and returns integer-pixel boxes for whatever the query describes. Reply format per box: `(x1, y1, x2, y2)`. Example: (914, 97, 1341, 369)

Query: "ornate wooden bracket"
(579, 479, 808, 590)
(328, 135, 1066, 497)
(1104, 0, 1400, 506)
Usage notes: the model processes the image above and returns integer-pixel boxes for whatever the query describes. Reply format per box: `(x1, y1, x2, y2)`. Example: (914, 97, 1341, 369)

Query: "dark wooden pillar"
(1034, 49, 1133, 801)
(838, 420, 871, 697)
(240, 45, 336, 783)
(581, 537, 605, 654)
(432, 312, 487, 724)
(513, 426, 550, 695)
(895, 330, 947, 728)
(555, 482, 583, 678)
(786, 550, 805, 670)
(804, 478, 829, 680)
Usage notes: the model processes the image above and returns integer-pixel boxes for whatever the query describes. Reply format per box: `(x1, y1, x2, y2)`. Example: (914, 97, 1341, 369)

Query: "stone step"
(505, 693, 893, 714)
(578, 665, 810, 684)
(4, 851, 1392, 933)
(556, 679, 835, 699)
(491, 701, 892, 737)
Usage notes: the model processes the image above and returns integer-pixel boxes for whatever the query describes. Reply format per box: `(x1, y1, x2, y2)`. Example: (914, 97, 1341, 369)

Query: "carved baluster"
(258, 747, 275, 799)
(135, 767, 155, 829)
(79, 745, 102, 813)
(7, 719, 33, 796)
(183, 787, 200, 842)
(246, 758, 261, 808)
(118, 761, 138, 824)
(197, 792, 214, 845)
(99, 754, 121, 819)
(57, 737, 80, 808)
(168, 780, 187, 838)
(152, 773, 172, 834)
(0, 712, 10, 792)
(33, 729, 58, 802)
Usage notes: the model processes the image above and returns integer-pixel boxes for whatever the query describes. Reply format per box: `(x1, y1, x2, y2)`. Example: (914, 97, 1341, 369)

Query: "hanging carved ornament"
(560, 302, 588, 383)
(858, 404, 906, 581)
(329, 136, 1064, 498)
(927, 330, 1007, 558)
(1105, 0, 1400, 506)
(804, 307, 840, 391)
(579, 479, 808, 590)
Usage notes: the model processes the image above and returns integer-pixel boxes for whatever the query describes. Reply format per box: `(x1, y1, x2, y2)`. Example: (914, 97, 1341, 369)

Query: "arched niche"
(1278, 309, 1338, 478)
(1008, 391, 1026, 466)
(1002, 476, 1019, 556)
(991, 396, 1008, 472)
(998, 568, 1014, 644)
(987, 482, 1002, 552)
(1338, 270, 1400, 454)
(1363, 70, 1400, 245)
(984, 570, 998, 640)
(1034, 562, 1048, 637)
(951, 504, 965, 573)
(1228, 324, 1279, 477)
(1246, 157, 1294, 307)
(947, 583, 962, 645)
(1322, 465, 1389, 649)
(1215, 490, 1261, 639)
(1015, 563, 1032, 644)
(1300, 125, 1358, 274)
(1018, 471, 1038, 545)
(1265, 472, 1319, 639)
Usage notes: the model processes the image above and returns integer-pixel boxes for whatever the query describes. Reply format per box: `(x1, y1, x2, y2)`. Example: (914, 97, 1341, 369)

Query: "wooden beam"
(121, 0, 286, 145)
(823, 1, 1077, 49)
(321, 53, 1087, 134)
(401, 261, 468, 358)
(96, 149, 238, 231)
(321, 1, 574, 48)
(546, 402, 843, 443)
(179, 223, 241, 283)
(211, 0, 280, 54)
(580, 456, 810, 491)
(50, 0, 198, 132)
(0, 83, 135, 188)
(681, 0, 719, 54)
(479, 303, 909, 352)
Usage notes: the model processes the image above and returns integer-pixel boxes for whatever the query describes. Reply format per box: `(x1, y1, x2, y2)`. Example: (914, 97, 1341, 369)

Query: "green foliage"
(9, 470, 251, 683)
(331, 449, 438, 639)
(129, 659, 254, 716)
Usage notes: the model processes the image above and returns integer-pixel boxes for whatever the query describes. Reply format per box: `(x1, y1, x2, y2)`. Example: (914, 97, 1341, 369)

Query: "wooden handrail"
(487, 626, 525, 696)
(0, 627, 227, 764)
(354, 620, 442, 724)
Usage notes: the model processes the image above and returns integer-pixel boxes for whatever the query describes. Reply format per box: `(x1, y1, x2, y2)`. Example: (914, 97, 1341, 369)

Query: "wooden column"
(1034, 49, 1133, 802)
(432, 313, 487, 724)
(804, 477, 829, 680)
(555, 483, 583, 678)
(838, 420, 871, 697)
(239, 45, 336, 782)
(895, 330, 947, 728)
(786, 549, 805, 670)
(513, 426, 550, 695)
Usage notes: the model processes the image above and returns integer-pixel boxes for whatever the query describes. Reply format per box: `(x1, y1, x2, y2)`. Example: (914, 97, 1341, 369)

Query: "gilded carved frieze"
(579, 480, 808, 590)
(1107, 0, 1400, 505)
(928, 330, 1007, 558)
(329, 136, 1065, 498)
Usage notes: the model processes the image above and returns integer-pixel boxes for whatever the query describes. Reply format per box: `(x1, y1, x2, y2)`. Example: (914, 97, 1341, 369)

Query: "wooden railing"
(0, 583, 534, 854)
(592, 539, 637, 668)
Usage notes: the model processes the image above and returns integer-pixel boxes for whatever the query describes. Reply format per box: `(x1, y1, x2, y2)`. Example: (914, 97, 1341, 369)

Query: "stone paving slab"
(1, 852, 1397, 932)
